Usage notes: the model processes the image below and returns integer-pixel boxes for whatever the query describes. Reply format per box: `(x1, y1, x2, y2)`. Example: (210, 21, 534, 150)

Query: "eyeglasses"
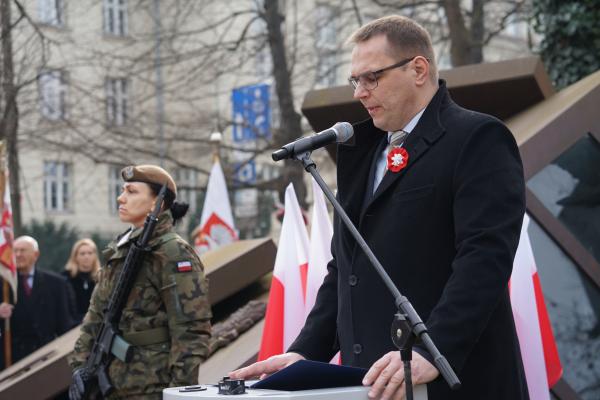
(348, 57, 417, 91)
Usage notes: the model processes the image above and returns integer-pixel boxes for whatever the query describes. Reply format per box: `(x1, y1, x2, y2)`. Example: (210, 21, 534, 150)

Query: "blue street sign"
(231, 83, 271, 184)
(231, 83, 271, 142)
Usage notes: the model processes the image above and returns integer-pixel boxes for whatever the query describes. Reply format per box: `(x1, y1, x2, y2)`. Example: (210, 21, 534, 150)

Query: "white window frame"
(43, 161, 72, 212)
(38, 0, 64, 26)
(106, 77, 128, 126)
(103, 0, 128, 36)
(39, 70, 67, 120)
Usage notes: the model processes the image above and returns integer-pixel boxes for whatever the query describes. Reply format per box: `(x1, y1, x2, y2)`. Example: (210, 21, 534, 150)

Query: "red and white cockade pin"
(387, 147, 409, 172)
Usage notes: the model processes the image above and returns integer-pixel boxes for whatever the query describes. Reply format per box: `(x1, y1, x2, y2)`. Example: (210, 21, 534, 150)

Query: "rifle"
(69, 184, 168, 399)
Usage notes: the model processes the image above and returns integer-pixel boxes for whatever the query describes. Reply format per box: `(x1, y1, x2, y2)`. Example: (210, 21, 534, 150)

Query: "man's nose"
(353, 83, 369, 99)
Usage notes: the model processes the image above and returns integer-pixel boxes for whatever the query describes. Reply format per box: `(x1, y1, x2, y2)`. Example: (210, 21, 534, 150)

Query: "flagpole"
(2, 280, 11, 367)
(210, 131, 222, 164)
(0, 141, 12, 368)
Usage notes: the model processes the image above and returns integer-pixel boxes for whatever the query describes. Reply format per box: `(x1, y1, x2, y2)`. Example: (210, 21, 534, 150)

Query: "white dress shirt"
(373, 108, 426, 193)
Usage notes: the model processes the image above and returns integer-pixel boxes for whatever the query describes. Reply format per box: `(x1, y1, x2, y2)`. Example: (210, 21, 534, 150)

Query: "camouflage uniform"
(69, 212, 211, 399)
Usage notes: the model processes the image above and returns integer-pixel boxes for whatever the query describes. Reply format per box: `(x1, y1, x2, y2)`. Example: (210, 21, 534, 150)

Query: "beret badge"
(123, 166, 135, 180)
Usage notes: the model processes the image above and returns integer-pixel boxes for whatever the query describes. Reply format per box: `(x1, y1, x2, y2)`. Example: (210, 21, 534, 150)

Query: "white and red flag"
(258, 184, 310, 361)
(194, 160, 237, 255)
(306, 178, 341, 364)
(305, 178, 333, 319)
(0, 171, 17, 299)
(510, 214, 563, 400)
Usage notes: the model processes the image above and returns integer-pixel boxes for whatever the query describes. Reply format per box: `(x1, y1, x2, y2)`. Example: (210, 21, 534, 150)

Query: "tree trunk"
(442, 0, 475, 66)
(263, 0, 307, 209)
(0, 0, 22, 235)
(470, 0, 485, 64)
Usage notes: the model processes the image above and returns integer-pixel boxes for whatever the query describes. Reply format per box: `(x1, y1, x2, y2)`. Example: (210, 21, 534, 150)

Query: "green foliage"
(185, 190, 205, 242)
(22, 220, 79, 274)
(533, 0, 600, 88)
(89, 232, 113, 264)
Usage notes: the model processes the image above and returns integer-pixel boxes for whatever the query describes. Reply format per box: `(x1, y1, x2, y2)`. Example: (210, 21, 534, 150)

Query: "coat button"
(349, 274, 358, 286)
(353, 343, 362, 354)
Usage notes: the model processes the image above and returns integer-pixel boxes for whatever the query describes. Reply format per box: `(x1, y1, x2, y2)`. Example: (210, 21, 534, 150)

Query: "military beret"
(121, 165, 177, 197)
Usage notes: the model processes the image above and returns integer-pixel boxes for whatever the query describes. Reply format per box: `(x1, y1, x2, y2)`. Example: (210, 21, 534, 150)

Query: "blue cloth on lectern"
(250, 360, 367, 391)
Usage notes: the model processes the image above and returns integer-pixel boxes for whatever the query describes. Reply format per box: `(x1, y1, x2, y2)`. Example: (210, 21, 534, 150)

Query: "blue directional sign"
(231, 83, 271, 185)
(232, 83, 271, 141)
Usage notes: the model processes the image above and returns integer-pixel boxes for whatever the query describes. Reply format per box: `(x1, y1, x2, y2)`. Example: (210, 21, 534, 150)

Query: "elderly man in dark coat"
(0, 235, 75, 369)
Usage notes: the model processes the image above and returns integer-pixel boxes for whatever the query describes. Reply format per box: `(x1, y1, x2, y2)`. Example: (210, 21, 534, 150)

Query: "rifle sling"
(122, 326, 170, 346)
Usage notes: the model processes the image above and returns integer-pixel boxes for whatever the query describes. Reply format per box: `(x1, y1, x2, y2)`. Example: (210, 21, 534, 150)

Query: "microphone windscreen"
(333, 122, 354, 143)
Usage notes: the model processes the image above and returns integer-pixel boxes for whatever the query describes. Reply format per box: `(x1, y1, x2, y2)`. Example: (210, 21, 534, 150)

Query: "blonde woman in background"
(63, 238, 101, 323)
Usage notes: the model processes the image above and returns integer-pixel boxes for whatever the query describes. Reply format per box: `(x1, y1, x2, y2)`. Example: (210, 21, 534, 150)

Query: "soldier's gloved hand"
(69, 368, 89, 400)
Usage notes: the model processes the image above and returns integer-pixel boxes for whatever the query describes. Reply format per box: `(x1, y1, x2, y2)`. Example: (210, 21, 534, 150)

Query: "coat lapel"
(30, 269, 44, 307)
(337, 119, 384, 225)
(360, 83, 450, 222)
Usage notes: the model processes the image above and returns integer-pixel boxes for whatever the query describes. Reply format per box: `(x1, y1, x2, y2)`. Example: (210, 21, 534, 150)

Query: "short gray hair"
(15, 235, 39, 252)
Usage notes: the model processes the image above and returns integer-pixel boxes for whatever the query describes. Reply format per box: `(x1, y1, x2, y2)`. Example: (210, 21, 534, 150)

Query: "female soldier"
(69, 165, 211, 399)
(63, 238, 101, 323)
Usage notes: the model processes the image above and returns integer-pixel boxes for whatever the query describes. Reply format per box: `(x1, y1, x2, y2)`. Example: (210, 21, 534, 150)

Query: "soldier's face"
(117, 182, 157, 228)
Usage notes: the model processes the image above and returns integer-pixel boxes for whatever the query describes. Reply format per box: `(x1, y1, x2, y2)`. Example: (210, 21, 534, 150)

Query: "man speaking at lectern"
(231, 15, 528, 400)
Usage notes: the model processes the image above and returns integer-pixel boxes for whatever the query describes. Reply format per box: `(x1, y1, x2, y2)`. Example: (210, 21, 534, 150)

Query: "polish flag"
(510, 214, 563, 400)
(306, 178, 340, 364)
(194, 160, 237, 255)
(305, 178, 332, 318)
(258, 184, 309, 360)
(0, 170, 17, 299)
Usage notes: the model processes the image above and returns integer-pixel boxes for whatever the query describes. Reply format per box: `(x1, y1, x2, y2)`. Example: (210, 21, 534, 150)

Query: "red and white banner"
(510, 214, 563, 400)
(258, 184, 309, 361)
(305, 178, 333, 318)
(0, 172, 17, 299)
(194, 160, 237, 255)
(306, 178, 340, 363)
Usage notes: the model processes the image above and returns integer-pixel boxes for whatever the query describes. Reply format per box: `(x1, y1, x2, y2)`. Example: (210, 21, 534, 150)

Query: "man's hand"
(229, 352, 305, 380)
(68, 368, 89, 400)
(362, 351, 439, 400)
(0, 303, 13, 319)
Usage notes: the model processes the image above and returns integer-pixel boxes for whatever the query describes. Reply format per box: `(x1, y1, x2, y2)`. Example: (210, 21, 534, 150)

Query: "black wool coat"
(1, 267, 76, 369)
(288, 81, 529, 400)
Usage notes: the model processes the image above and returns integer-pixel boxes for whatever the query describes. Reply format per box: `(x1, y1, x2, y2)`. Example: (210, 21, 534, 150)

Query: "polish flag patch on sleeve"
(177, 261, 193, 272)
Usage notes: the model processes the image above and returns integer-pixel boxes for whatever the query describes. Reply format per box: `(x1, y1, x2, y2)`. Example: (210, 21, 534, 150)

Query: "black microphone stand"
(292, 151, 461, 399)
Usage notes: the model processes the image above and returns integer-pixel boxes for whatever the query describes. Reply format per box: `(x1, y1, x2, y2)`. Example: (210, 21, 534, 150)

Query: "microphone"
(272, 122, 354, 161)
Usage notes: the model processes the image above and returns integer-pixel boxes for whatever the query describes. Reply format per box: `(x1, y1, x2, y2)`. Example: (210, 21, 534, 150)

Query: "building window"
(38, 70, 67, 120)
(103, 0, 128, 36)
(106, 78, 128, 126)
(108, 165, 124, 214)
(314, 4, 338, 87)
(43, 161, 71, 212)
(38, 0, 64, 26)
(174, 168, 198, 212)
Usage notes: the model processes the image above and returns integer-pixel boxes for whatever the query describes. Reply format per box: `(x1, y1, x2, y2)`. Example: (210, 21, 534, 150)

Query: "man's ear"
(413, 56, 430, 86)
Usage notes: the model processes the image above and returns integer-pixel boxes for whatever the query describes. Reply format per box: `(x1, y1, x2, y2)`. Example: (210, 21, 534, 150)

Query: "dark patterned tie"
(20, 274, 32, 297)
(386, 130, 409, 162)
